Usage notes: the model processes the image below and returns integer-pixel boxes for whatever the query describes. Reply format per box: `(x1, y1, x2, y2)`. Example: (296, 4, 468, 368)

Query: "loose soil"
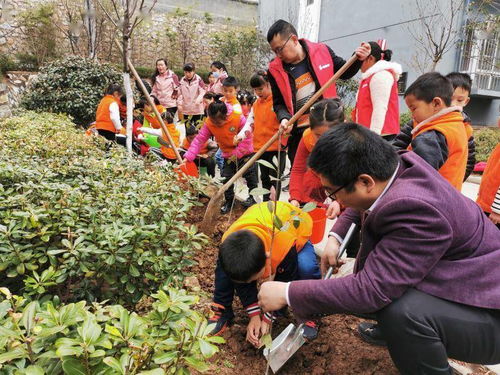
(187, 198, 398, 375)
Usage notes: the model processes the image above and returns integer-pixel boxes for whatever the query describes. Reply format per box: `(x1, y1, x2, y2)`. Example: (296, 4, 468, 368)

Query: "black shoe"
(282, 184, 289, 192)
(358, 322, 387, 347)
(241, 196, 256, 208)
(208, 303, 234, 335)
(221, 200, 232, 214)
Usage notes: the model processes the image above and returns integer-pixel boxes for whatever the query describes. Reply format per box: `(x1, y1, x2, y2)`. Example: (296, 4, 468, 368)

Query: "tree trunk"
(85, 0, 97, 59)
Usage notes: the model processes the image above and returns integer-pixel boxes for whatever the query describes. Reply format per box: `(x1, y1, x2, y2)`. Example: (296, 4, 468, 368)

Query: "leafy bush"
(0, 287, 223, 374)
(0, 54, 16, 76)
(0, 112, 207, 305)
(399, 111, 412, 127)
(20, 56, 121, 126)
(474, 126, 500, 162)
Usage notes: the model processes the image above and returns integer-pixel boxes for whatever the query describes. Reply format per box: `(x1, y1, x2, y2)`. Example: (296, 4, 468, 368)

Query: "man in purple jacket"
(258, 123, 500, 374)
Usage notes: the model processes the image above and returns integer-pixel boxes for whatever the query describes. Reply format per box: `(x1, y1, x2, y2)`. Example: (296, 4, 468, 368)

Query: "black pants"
(97, 129, 127, 147)
(221, 154, 258, 203)
(195, 156, 216, 177)
(214, 247, 298, 312)
(258, 151, 286, 201)
(287, 127, 306, 166)
(376, 288, 500, 374)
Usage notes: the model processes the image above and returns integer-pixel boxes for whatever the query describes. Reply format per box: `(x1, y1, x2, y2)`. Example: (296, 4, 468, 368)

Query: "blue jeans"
(215, 148, 224, 171)
(297, 241, 321, 280)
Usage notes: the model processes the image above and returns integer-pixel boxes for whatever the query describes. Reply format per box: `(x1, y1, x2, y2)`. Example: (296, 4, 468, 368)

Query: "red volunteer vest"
(268, 39, 337, 115)
(353, 70, 400, 135)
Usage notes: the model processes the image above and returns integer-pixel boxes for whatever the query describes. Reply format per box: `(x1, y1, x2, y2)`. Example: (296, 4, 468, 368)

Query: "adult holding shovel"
(258, 124, 500, 374)
(266, 19, 371, 174)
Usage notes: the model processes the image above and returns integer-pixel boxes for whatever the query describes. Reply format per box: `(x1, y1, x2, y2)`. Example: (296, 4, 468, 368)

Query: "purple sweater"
(289, 151, 500, 319)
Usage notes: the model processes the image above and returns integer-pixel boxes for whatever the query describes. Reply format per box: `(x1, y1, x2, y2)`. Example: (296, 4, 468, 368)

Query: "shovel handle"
(217, 54, 359, 195)
(324, 223, 358, 279)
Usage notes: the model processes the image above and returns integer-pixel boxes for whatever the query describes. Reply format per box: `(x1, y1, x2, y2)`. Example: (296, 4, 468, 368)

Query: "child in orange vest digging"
(234, 71, 285, 201)
(180, 125, 217, 177)
(397, 72, 469, 191)
(183, 97, 258, 213)
(477, 113, 500, 229)
(209, 201, 321, 344)
(95, 84, 127, 147)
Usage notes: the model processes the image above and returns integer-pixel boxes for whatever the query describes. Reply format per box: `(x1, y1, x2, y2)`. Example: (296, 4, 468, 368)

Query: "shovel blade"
(264, 323, 306, 373)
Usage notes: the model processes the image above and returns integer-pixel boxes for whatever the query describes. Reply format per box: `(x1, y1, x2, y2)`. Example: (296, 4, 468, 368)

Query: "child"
(95, 83, 126, 147)
(207, 72, 217, 94)
(209, 61, 228, 95)
(177, 62, 206, 128)
(235, 71, 285, 201)
(477, 142, 500, 229)
(222, 76, 243, 115)
(209, 201, 321, 342)
(156, 111, 181, 161)
(237, 89, 255, 117)
(141, 95, 166, 129)
(289, 98, 344, 208)
(397, 72, 469, 191)
(181, 125, 217, 177)
(202, 91, 217, 117)
(183, 97, 257, 213)
(446, 72, 476, 181)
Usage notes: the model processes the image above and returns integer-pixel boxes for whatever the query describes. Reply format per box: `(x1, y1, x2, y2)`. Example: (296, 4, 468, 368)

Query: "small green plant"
(399, 111, 413, 127)
(20, 56, 121, 126)
(474, 127, 500, 162)
(0, 287, 223, 374)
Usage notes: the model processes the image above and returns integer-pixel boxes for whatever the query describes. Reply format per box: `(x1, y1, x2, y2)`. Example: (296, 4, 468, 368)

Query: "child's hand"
(260, 319, 270, 337)
(246, 315, 262, 347)
(233, 135, 243, 146)
(290, 200, 300, 208)
(326, 200, 342, 219)
(280, 119, 293, 135)
(489, 211, 500, 225)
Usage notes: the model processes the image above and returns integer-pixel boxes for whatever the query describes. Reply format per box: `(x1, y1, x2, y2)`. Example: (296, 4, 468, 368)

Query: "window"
(398, 72, 408, 94)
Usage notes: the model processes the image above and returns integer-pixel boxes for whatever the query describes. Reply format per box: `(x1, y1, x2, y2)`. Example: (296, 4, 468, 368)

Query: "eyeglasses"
(324, 182, 351, 201)
(273, 34, 293, 55)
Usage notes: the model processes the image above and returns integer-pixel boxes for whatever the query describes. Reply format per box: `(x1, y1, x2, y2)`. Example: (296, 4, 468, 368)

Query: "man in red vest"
(266, 19, 371, 170)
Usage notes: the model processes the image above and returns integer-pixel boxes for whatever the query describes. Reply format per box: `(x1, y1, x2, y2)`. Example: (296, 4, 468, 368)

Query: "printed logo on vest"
(318, 64, 331, 71)
(229, 126, 236, 133)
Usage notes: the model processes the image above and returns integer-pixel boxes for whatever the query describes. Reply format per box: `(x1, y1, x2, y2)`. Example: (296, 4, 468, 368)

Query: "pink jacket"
(184, 104, 253, 161)
(207, 71, 228, 95)
(177, 74, 206, 115)
(151, 70, 180, 108)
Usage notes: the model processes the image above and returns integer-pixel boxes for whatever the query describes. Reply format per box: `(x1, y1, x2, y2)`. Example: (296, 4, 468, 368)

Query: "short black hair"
(161, 111, 173, 124)
(220, 230, 266, 282)
(308, 123, 398, 191)
(404, 72, 453, 106)
(446, 72, 472, 94)
(186, 125, 198, 137)
(267, 19, 297, 43)
(222, 76, 239, 88)
(183, 62, 195, 72)
(207, 96, 228, 119)
(203, 91, 218, 101)
(250, 70, 269, 88)
(105, 83, 123, 95)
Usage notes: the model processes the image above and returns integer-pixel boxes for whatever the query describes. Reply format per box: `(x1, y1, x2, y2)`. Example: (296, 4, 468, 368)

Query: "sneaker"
(302, 320, 319, 340)
(221, 200, 233, 214)
(208, 303, 233, 336)
(357, 322, 387, 346)
(241, 196, 256, 208)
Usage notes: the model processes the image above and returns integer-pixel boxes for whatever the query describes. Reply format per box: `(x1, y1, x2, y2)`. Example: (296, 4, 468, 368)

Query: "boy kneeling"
(209, 202, 321, 346)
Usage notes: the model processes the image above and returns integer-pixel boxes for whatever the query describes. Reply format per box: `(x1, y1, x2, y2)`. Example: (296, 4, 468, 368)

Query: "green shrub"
(0, 112, 207, 305)
(474, 127, 500, 162)
(20, 56, 121, 126)
(0, 54, 16, 76)
(0, 287, 223, 374)
(399, 111, 412, 127)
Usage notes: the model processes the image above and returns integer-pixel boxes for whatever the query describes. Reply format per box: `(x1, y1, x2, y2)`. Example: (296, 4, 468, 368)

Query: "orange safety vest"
(205, 112, 241, 154)
(222, 202, 312, 280)
(160, 122, 180, 159)
(409, 111, 468, 190)
(477, 143, 500, 213)
(144, 105, 166, 129)
(252, 95, 280, 152)
(95, 95, 120, 133)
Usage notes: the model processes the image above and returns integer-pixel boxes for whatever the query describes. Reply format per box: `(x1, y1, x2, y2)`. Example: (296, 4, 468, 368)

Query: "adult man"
(266, 20, 370, 168)
(258, 123, 500, 374)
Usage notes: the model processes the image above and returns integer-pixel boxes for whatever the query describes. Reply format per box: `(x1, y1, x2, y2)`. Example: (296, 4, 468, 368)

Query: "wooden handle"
(115, 39, 183, 164)
(219, 54, 358, 192)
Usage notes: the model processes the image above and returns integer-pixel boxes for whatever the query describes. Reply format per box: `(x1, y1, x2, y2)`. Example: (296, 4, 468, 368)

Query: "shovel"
(199, 55, 359, 235)
(263, 222, 358, 373)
